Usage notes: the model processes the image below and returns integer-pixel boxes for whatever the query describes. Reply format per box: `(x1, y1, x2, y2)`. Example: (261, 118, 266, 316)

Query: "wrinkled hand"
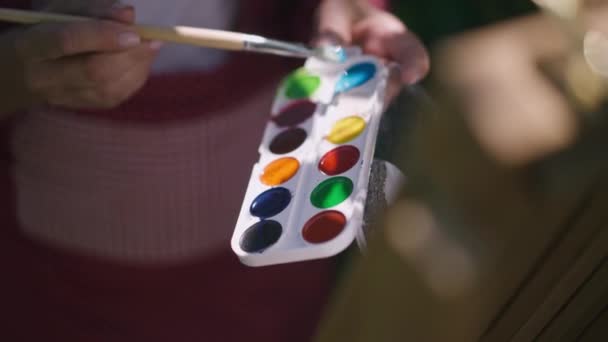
(12, 2, 159, 110)
(315, 0, 429, 98)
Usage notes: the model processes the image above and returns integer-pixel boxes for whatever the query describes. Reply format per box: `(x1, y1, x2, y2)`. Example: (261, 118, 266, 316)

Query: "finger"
(80, 67, 151, 109)
(15, 20, 141, 61)
(111, 52, 155, 96)
(47, 60, 150, 110)
(384, 63, 404, 104)
(67, 42, 157, 87)
(75, 47, 156, 109)
(39, 42, 157, 109)
(44, 85, 91, 109)
(353, 16, 429, 84)
(365, 31, 429, 85)
(315, 0, 354, 46)
(352, 12, 407, 56)
(313, 31, 346, 47)
(389, 31, 430, 85)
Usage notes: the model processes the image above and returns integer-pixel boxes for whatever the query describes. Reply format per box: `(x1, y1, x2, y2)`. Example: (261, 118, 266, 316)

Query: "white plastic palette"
(231, 49, 388, 266)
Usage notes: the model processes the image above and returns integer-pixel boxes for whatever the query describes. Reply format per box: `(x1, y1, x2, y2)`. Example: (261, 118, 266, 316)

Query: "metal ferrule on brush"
(243, 35, 313, 59)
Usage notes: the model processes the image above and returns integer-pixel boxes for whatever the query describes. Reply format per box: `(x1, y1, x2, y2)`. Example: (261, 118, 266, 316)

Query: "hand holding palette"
(231, 49, 388, 266)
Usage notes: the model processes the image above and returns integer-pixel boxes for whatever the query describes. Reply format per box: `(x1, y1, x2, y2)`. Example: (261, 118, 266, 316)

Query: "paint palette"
(231, 49, 388, 266)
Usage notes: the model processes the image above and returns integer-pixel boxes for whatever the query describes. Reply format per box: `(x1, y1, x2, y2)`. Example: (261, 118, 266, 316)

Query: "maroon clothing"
(0, 1, 387, 341)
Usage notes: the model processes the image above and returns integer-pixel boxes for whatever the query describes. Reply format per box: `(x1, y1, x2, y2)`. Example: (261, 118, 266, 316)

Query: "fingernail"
(118, 32, 141, 47)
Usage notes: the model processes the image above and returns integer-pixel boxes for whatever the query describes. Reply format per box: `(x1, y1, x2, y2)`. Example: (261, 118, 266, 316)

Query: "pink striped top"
(0, 0, 388, 340)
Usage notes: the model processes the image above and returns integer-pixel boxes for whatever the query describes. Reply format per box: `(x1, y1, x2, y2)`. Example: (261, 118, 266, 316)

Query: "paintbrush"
(0, 7, 346, 63)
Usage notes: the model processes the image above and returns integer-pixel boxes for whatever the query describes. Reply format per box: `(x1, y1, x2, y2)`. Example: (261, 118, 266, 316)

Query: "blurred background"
(394, 0, 534, 47)
(318, 1, 608, 341)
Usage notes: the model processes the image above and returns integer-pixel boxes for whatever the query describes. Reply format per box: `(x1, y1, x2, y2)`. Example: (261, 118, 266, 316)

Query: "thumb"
(314, 0, 353, 46)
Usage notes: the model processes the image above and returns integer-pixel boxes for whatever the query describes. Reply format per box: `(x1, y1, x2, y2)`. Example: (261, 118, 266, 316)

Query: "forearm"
(0, 30, 35, 118)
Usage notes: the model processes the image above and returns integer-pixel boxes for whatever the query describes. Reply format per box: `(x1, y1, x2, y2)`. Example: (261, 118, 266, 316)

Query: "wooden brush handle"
(0, 7, 249, 50)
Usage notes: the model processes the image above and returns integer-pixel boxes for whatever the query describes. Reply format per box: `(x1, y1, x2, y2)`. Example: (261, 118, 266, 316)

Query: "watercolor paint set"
(231, 48, 389, 266)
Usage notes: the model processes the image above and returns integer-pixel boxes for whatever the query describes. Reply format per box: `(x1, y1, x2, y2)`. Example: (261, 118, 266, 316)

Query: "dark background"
(393, 0, 535, 44)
